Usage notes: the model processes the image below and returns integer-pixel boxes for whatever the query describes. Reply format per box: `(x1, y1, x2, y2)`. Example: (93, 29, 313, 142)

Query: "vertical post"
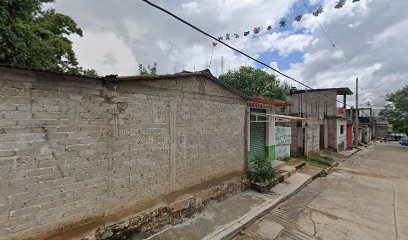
(343, 94, 346, 109)
(354, 77, 359, 147)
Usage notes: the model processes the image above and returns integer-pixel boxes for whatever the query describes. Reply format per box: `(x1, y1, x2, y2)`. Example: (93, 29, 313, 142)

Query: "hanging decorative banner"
(253, 27, 261, 34)
(335, 0, 347, 9)
(313, 6, 324, 16)
(209, 0, 361, 46)
(294, 15, 303, 22)
(279, 18, 288, 28)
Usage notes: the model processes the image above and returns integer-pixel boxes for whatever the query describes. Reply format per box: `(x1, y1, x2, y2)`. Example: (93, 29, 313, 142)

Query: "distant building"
(289, 87, 353, 154)
(346, 107, 392, 142)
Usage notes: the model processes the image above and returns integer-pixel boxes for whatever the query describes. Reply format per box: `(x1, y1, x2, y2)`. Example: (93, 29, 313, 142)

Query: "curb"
(326, 148, 362, 174)
(205, 149, 362, 240)
(251, 162, 304, 193)
(204, 174, 313, 240)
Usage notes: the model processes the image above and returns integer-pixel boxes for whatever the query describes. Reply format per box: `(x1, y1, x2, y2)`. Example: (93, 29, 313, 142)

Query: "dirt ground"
(237, 142, 408, 240)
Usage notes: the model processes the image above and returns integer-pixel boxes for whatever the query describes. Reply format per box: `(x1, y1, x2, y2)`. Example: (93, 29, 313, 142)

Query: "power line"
(69, 15, 133, 40)
(302, 0, 359, 79)
(140, 0, 353, 107)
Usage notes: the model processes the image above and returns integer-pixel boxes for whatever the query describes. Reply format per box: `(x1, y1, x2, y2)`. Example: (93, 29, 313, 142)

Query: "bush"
(249, 156, 276, 183)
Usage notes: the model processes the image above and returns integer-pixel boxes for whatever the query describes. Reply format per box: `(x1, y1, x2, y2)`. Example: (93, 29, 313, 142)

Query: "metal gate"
(249, 109, 266, 161)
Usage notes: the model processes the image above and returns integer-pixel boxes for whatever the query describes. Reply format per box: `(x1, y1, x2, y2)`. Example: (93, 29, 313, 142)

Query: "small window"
(340, 125, 344, 134)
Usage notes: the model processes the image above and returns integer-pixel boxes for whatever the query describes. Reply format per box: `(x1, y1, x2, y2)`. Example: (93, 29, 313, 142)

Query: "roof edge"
(111, 72, 250, 100)
(0, 64, 103, 80)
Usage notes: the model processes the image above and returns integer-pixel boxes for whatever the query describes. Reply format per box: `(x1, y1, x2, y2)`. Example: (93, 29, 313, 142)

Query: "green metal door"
(249, 109, 266, 161)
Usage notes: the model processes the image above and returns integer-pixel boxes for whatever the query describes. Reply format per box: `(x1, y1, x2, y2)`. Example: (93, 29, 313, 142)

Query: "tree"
(0, 0, 97, 76)
(380, 85, 408, 134)
(138, 63, 157, 76)
(219, 66, 290, 101)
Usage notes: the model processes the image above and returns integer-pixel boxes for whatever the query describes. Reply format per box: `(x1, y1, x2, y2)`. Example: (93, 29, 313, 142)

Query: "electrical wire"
(302, 0, 359, 79)
(140, 0, 353, 107)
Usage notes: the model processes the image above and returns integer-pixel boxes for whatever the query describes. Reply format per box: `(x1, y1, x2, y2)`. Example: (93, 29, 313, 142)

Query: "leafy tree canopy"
(380, 85, 408, 134)
(219, 66, 290, 101)
(138, 63, 157, 76)
(0, 0, 97, 76)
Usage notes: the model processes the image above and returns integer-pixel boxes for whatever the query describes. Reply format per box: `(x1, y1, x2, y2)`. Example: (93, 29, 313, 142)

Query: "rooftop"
(0, 65, 249, 100)
(290, 87, 353, 95)
(112, 69, 249, 100)
(249, 96, 292, 107)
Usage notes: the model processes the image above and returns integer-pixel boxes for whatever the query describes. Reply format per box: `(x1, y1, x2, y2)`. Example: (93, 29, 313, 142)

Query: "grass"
(306, 155, 334, 168)
(281, 156, 291, 162)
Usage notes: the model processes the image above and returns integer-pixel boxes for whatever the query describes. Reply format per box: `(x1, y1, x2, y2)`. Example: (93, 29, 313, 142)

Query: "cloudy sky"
(51, 0, 408, 108)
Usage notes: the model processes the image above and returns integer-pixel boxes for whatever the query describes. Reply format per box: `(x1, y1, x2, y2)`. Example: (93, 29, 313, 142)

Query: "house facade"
(247, 96, 301, 161)
(289, 87, 353, 153)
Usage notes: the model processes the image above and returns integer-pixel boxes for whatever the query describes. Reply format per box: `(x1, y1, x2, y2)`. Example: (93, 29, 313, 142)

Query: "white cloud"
(181, 2, 201, 15)
(69, 31, 137, 75)
(284, 0, 408, 107)
(52, 0, 408, 107)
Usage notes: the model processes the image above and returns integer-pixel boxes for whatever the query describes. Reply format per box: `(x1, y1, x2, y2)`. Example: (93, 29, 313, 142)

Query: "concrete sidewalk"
(142, 172, 313, 240)
(237, 143, 408, 240)
(139, 149, 360, 240)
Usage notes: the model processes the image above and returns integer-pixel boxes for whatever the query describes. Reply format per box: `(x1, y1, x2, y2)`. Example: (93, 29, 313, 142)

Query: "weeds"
(281, 156, 291, 162)
(249, 155, 276, 184)
(306, 155, 333, 167)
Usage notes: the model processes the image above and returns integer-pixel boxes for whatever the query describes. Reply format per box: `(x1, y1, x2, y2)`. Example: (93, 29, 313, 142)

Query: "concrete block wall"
(290, 90, 337, 117)
(0, 67, 247, 239)
(306, 121, 320, 155)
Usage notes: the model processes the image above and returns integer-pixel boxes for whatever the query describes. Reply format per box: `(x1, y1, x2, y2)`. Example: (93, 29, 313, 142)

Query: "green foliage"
(306, 155, 333, 167)
(0, 0, 97, 76)
(380, 85, 408, 134)
(219, 66, 290, 101)
(249, 155, 276, 184)
(138, 63, 157, 76)
(282, 156, 291, 162)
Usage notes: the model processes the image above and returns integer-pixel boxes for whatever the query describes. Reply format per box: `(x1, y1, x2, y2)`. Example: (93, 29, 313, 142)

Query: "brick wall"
(327, 118, 337, 149)
(0, 67, 247, 239)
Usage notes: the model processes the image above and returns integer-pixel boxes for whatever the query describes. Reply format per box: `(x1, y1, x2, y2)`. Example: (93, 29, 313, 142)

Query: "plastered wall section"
(0, 68, 247, 238)
(337, 118, 347, 151)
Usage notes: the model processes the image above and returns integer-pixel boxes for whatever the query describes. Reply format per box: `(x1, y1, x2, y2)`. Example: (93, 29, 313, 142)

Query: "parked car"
(399, 138, 408, 146)
(389, 133, 407, 141)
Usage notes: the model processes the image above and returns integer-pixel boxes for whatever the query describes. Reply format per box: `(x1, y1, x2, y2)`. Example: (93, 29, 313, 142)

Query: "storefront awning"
(250, 112, 306, 122)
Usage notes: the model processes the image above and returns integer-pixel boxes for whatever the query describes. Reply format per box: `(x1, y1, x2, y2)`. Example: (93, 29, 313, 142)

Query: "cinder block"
(3, 111, 32, 119)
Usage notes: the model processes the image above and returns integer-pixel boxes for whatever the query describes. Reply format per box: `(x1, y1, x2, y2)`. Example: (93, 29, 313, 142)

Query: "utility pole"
(354, 77, 359, 147)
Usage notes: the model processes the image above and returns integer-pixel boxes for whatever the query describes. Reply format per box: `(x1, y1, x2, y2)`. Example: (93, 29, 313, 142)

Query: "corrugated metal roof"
(290, 87, 353, 95)
(250, 112, 306, 121)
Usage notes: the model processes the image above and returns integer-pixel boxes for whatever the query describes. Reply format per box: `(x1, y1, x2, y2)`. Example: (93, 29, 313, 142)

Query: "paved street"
(237, 143, 408, 240)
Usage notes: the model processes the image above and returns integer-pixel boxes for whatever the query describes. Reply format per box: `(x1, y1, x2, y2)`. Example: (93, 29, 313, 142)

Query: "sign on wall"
(275, 145, 290, 159)
(275, 127, 292, 145)
(275, 126, 291, 159)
